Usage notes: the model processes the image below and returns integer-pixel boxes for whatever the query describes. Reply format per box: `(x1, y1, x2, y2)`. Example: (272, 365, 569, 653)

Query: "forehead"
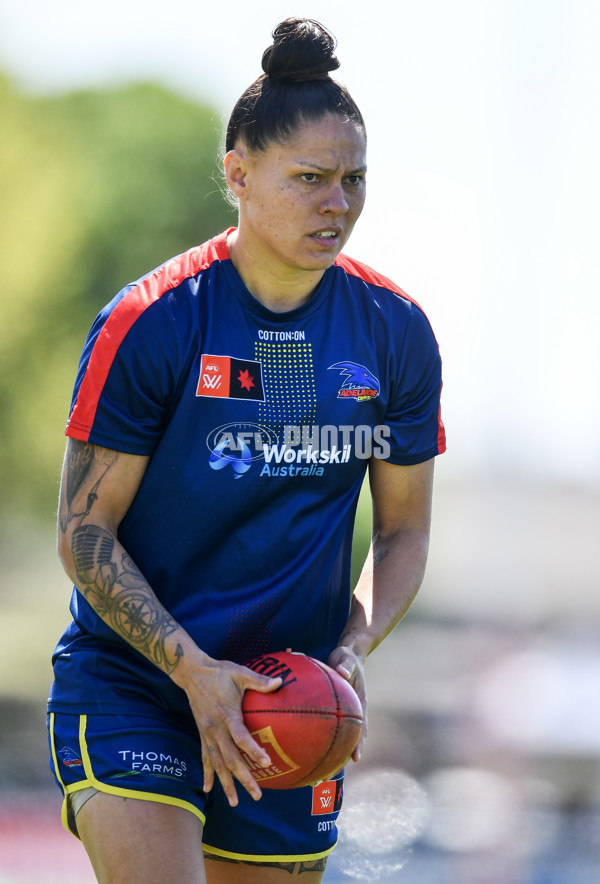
(268, 114, 367, 167)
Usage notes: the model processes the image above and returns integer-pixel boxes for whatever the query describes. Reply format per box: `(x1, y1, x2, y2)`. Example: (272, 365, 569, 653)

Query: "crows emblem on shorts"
(58, 745, 83, 767)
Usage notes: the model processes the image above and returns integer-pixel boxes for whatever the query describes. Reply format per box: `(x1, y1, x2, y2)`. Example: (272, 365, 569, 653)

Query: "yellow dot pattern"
(255, 341, 317, 430)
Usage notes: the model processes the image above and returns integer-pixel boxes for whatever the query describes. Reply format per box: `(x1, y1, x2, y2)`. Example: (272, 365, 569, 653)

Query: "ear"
(223, 149, 249, 200)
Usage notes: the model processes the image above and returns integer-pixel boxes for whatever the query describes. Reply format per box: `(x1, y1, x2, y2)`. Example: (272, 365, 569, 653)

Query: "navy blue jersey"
(49, 229, 445, 718)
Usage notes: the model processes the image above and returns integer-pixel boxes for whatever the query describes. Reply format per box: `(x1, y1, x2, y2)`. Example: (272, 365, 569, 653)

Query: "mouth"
(309, 228, 342, 245)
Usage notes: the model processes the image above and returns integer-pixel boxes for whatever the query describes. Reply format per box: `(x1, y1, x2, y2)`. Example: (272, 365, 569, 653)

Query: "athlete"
(47, 17, 445, 884)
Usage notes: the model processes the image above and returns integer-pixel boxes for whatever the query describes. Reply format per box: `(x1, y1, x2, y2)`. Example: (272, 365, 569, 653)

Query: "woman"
(48, 17, 445, 883)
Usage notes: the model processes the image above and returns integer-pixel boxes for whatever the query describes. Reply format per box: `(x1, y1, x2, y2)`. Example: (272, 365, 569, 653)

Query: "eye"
(300, 173, 320, 184)
(345, 174, 365, 186)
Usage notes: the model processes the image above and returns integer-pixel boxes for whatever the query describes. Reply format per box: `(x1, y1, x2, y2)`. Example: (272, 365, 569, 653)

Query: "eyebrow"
(295, 162, 368, 175)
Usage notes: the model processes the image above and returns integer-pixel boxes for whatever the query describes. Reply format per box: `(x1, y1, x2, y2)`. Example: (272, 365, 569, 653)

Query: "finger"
(202, 711, 266, 804)
(215, 728, 264, 804)
(227, 715, 271, 772)
(200, 722, 242, 805)
(202, 737, 248, 807)
(352, 672, 367, 707)
(328, 651, 368, 761)
(352, 714, 368, 762)
(201, 742, 216, 795)
(213, 762, 240, 808)
(242, 672, 283, 694)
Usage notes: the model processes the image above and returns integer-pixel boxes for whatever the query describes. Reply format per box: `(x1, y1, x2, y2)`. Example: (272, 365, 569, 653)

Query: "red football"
(241, 650, 363, 789)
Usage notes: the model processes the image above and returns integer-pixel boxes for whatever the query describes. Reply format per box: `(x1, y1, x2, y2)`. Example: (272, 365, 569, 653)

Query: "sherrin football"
(241, 650, 363, 789)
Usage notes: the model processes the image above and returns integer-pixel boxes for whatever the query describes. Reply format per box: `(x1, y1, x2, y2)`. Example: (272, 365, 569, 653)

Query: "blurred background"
(0, 0, 598, 881)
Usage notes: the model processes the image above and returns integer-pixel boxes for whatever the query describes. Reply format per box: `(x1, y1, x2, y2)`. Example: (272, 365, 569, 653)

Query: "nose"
(320, 185, 349, 216)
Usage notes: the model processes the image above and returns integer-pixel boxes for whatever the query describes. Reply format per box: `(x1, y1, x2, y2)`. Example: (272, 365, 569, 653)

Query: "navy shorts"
(47, 711, 344, 863)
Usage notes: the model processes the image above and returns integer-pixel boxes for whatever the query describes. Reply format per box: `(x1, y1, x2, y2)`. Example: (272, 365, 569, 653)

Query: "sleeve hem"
(378, 444, 446, 466)
(65, 427, 157, 457)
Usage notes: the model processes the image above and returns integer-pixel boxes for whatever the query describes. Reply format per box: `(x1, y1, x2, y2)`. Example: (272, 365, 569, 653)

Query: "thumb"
(335, 659, 354, 680)
(328, 647, 356, 681)
(243, 671, 283, 694)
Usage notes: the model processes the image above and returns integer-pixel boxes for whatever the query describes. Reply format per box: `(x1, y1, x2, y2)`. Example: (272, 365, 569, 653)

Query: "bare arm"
(328, 456, 435, 757)
(57, 438, 281, 805)
(58, 441, 186, 671)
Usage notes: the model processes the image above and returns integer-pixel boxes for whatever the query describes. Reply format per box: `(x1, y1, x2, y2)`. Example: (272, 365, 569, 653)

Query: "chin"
(300, 250, 341, 271)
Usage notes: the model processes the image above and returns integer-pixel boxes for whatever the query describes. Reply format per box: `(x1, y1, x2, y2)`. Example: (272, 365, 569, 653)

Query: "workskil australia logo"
(329, 362, 380, 401)
(207, 423, 390, 479)
(207, 423, 278, 479)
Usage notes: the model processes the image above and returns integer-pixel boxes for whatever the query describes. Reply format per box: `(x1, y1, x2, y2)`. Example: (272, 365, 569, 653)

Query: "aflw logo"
(201, 373, 222, 390)
(311, 778, 344, 816)
(196, 353, 265, 402)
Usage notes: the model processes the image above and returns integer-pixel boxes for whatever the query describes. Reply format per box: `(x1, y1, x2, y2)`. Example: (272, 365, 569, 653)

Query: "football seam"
(315, 665, 341, 776)
(243, 707, 360, 717)
(299, 658, 357, 784)
(243, 653, 362, 787)
(244, 707, 362, 721)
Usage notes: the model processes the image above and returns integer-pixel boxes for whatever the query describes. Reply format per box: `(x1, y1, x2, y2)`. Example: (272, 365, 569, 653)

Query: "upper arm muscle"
(58, 438, 150, 540)
(368, 457, 435, 539)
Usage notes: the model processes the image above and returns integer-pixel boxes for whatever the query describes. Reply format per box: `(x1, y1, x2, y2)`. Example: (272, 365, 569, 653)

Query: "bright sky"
(2, 0, 599, 486)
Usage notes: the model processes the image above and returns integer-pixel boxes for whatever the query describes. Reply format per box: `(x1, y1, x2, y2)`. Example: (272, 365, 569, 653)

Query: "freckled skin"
(224, 113, 367, 310)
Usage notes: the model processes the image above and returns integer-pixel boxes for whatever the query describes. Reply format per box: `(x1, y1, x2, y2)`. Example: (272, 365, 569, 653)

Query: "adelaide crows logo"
(329, 362, 380, 401)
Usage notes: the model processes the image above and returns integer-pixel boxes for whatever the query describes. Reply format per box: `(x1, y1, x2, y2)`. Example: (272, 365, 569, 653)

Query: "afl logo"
(206, 422, 279, 478)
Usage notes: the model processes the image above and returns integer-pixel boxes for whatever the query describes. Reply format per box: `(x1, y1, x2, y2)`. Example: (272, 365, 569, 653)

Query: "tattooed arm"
(57, 438, 282, 806)
(56, 442, 186, 671)
(328, 457, 435, 758)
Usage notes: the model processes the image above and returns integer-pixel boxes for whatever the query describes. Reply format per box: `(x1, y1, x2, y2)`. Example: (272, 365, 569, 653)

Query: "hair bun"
(262, 18, 340, 82)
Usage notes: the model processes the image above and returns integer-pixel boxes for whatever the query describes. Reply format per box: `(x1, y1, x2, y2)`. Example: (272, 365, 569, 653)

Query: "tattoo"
(299, 859, 327, 874)
(59, 442, 184, 676)
(59, 442, 117, 532)
(203, 855, 327, 875)
(204, 854, 296, 873)
(71, 523, 184, 675)
(373, 548, 389, 569)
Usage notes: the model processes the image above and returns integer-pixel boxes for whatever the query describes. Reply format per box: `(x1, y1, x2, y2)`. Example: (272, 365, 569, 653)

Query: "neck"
(227, 230, 326, 313)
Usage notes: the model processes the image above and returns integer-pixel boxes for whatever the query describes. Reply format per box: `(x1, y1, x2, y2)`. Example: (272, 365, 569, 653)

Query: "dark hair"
(225, 18, 365, 153)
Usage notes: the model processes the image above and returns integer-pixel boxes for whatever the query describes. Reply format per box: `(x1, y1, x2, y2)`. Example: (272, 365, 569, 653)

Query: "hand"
(328, 645, 367, 761)
(174, 653, 282, 807)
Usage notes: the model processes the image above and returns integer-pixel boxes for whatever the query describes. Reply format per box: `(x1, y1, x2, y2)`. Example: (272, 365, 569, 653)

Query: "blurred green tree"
(0, 76, 234, 515)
